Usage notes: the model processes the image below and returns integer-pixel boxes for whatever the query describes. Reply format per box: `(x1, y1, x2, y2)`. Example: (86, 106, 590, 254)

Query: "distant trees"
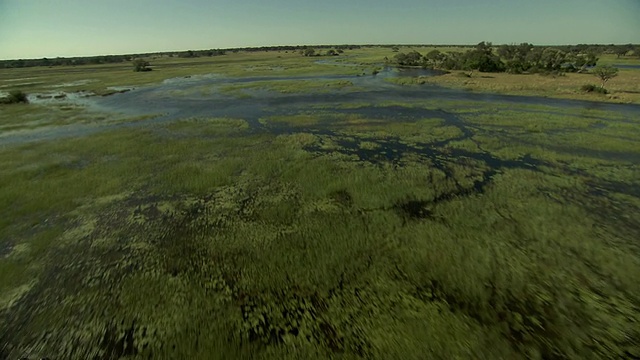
(463, 41, 504, 74)
(397, 41, 607, 75)
(299, 48, 342, 57)
(394, 51, 423, 66)
(613, 44, 633, 58)
(423, 50, 445, 68)
(394, 42, 502, 74)
(591, 65, 618, 88)
(498, 43, 533, 73)
(133, 59, 151, 72)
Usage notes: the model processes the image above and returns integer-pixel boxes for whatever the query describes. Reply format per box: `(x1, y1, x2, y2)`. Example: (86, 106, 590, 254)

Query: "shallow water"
(2, 66, 640, 146)
(2, 63, 640, 360)
(613, 64, 640, 70)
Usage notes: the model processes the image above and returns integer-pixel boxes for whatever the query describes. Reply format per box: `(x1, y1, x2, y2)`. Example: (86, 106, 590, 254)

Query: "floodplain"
(1, 48, 639, 359)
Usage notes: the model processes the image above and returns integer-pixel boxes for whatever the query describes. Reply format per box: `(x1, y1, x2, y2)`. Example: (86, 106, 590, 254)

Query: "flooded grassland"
(1, 55, 639, 359)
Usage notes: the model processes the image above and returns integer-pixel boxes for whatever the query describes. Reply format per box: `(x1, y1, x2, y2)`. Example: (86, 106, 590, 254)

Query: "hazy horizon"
(1, 0, 639, 60)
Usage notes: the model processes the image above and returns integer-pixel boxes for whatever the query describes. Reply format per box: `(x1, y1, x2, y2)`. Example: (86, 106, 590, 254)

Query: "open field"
(404, 69, 640, 104)
(1, 50, 640, 359)
(0, 51, 367, 97)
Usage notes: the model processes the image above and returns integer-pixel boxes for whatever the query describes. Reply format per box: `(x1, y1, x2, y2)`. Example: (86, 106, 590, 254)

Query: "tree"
(133, 59, 151, 72)
(614, 47, 628, 58)
(613, 44, 632, 58)
(394, 51, 422, 66)
(462, 42, 505, 74)
(591, 65, 618, 88)
(303, 48, 316, 57)
(424, 50, 444, 68)
(539, 48, 567, 71)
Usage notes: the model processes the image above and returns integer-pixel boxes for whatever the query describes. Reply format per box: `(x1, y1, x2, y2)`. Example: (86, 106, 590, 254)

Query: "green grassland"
(1, 88, 639, 360)
(0, 51, 367, 97)
(0, 103, 158, 133)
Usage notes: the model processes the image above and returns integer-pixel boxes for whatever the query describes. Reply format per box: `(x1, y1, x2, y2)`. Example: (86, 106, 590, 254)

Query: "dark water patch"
(300, 121, 543, 180)
(612, 64, 640, 70)
(0, 241, 13, 257)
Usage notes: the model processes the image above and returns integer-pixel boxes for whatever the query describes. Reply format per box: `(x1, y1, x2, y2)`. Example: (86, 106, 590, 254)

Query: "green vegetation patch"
(220, 79, 356, 97)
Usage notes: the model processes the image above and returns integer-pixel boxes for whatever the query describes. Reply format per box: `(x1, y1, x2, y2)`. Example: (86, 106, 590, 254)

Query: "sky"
(0, 0, 638, 60)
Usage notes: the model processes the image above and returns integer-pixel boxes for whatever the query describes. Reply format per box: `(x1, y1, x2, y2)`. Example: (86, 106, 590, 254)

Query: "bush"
(0, 90, 29, 104)
(132, 59, 152, 72)
(581, 84, 608, 94)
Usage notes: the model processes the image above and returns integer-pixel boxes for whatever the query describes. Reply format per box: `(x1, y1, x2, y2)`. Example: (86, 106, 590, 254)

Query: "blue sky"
(0, 0, 638, 59)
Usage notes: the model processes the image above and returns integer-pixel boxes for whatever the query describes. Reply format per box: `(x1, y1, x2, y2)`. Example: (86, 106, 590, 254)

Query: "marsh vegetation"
(0, 46, 639, 359)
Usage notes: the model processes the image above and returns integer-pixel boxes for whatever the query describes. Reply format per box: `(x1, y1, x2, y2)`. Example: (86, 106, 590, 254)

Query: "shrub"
(132, 59, 152, 72)
(580, 84, 608, 94)
(0, 90, 29, 104)
(591, 65, 618, 88)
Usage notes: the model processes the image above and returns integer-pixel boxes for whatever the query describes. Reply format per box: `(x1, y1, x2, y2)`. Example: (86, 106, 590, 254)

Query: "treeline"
(0, 49, 229, 69)
(0, 45, 363, 69)
(2, 55, 134, 68)
(391, 42, 639, 74)
(226, 45, 361, 53)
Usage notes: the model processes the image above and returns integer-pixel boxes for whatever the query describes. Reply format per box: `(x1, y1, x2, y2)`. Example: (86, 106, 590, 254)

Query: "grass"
(405, 69, 640, 104)
(0, 103, 157, 132)
(220, 79, 357, 97)
(0, 54, 639, 359)
(0, 51, 367, 97)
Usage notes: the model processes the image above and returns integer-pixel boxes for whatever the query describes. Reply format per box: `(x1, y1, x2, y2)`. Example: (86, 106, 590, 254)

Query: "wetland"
(1, 48, 639, 359)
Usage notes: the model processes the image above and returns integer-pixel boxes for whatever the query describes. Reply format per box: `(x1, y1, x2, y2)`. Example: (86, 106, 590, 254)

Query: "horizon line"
(1, 42, 638, 62)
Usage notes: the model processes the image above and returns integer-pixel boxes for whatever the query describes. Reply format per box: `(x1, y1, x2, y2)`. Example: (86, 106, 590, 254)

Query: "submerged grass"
(1, 67, 640, 359)
(220, 79, 357, 97)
